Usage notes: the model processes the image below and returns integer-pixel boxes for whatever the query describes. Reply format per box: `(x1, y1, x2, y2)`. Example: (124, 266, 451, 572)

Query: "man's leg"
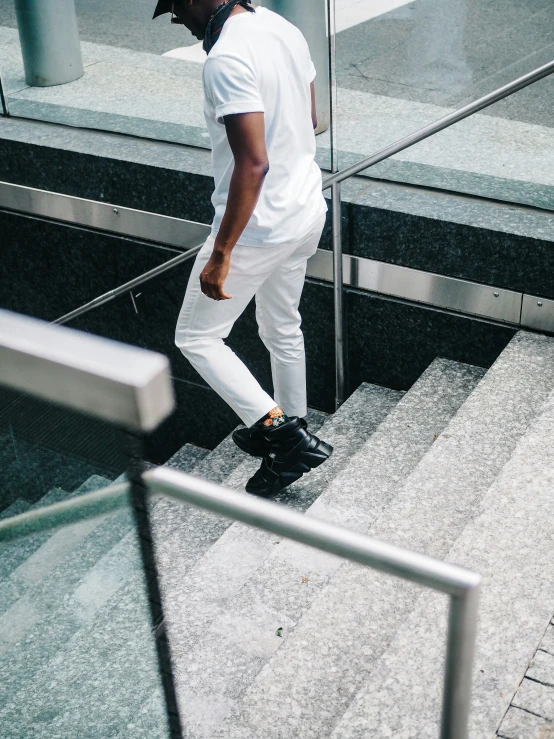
(175, 237, 281, 427)
(255, 215, 325, 418)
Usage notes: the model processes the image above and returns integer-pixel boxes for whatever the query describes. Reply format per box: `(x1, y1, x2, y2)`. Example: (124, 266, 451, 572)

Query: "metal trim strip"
(521, 294, 554, 333)
(306, 249, 523, 325)
(1, 180, 553, 332)
(0, 180, 211, 250)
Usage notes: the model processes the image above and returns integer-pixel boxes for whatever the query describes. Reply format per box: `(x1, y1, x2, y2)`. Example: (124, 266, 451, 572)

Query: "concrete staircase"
(1, 331, 554, 737)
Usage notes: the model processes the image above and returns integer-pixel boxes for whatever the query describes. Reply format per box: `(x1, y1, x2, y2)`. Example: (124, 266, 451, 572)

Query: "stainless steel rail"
(323, 57, 554, 406)
(54, 245, 202, 325)
(0, 308, 174, 430)
(0, 466, 481, 739)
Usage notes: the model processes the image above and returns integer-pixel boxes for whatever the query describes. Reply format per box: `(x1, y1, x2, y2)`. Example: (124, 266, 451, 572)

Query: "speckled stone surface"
(329, 347, 554, 739)
(209, 359, 482, 738)
(0, 442, 209, 736)
(197, 330, 554, 739)
(0, 477, 107, 582)
(166, 442, 209, 472)
(541, 625, 554, 656)
(2, 24, 552, 209)
(0, 529, 142, 711)
(153, 410, 327, 591)
(159, 385, 399, 736)
(0, 502, 136, 656)
(0, 572, 163, 738)
(498, 706, 554, 739)
(511, 678, 554, 722)
(0, 499, 30, 519)
(527, 650, 554, 688)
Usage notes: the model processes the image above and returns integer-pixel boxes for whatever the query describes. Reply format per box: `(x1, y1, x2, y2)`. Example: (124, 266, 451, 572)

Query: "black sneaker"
(233, 418, 308, 458)
(245, 417, 333, 496)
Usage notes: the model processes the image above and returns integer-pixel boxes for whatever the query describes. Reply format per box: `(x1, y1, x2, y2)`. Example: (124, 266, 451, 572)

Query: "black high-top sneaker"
(245, 417, 333, 496)
(233, 418, 308, 458)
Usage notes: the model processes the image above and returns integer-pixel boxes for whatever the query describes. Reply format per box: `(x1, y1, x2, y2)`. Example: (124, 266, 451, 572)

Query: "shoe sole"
(248, 440, 333, 497)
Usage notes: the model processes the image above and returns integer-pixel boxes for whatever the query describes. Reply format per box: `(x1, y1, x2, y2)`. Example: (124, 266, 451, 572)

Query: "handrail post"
(327, 0, 345, 408)
(332, 180, 346, 408)
(441, 585, 481, 739)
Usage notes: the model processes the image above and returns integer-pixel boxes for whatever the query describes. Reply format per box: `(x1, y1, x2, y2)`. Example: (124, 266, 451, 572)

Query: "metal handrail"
(0, 466, 481, 739)
(54, 244, 203, 325)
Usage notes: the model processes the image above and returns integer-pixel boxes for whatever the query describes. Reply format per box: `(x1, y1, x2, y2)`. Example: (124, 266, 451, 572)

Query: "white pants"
(175, 215, 325, 427)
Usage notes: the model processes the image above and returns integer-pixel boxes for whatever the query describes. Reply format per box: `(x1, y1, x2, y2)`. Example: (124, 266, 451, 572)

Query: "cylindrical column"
(14, 0, 84, 87)
(262, 0, 330, 133)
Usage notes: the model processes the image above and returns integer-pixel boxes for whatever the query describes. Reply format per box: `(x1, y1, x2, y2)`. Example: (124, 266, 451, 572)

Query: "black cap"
(153, 0, 173, 19)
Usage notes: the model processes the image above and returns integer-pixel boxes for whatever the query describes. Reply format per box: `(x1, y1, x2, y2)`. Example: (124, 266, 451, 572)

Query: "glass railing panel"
(0, 386, 127, 516)
(1, 1, 551, 207)
(0, 500, 171, 738)
(333, 0, 554, 209)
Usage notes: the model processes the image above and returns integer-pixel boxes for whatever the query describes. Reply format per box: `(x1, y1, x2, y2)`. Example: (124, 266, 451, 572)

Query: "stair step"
(0, 443, 209, 735)
(0, 476, 113, 618)
(500, 676, 554, 732)
(0, 499, 30, 520)
(0, 572, 163, 738)
(0, 476, 107, 582)
(497, 706, 553, 739)
(208, 358, 484, 738)
(166, 442, 209, 472)
(322, 332, 554, 739)
(159, 384, 401, 734)
(151, 408, 328, 595)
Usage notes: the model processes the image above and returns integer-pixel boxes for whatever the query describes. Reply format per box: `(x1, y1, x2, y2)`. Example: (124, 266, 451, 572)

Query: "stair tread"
(206, 358, 484, 738)
(0, 476, 109, 583)
(0, 572, 163, 738)
(158, 384, 401, 733)
(151, 408, 328, 595)
(166, 442, 210, 472)
(316, 332, 554, 739)
(497, 705, 553, 739)
(0, 499, 30, 520)
(0, 443, 212, 733)
(506, 676, 554, 725)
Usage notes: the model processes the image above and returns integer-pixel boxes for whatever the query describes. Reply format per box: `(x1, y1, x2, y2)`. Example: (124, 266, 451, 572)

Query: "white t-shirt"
(202, 6, 327, 247)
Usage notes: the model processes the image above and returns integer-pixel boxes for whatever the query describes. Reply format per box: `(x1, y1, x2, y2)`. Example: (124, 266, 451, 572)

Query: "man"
(153, 0, 333, 496)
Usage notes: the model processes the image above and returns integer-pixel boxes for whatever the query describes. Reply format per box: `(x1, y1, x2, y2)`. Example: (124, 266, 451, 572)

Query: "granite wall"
(2, 120, 544, 461)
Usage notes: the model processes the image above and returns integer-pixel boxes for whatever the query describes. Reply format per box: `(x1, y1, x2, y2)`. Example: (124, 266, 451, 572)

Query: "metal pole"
(54, 245, 202, 325)
(325, 0, 345, 408)
(14, 0, 84, 87)
(0, 75, 9, 117)
(323, 57, 554, 189)
(263, 0, 330, 133)
(124, 432, 184, 739)
(441, 587, 481, 739)
(331, 181, 346, 408)
(327, 0, 338, 172)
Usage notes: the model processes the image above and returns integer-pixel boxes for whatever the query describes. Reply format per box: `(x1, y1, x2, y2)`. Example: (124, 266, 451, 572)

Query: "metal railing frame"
(0, 466, 481, 739)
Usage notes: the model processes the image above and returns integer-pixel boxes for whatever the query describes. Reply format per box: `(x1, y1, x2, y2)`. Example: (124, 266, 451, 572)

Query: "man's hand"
(200, 250, 232, 301)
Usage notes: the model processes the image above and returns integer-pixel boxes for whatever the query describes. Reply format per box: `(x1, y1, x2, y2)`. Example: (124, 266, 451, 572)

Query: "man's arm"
(310, 82, 317, 130)
(200, 111, 269, 301)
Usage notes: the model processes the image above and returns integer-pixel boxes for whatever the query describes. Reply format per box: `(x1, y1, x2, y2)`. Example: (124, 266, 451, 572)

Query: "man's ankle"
(255, 406, 289, 430)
